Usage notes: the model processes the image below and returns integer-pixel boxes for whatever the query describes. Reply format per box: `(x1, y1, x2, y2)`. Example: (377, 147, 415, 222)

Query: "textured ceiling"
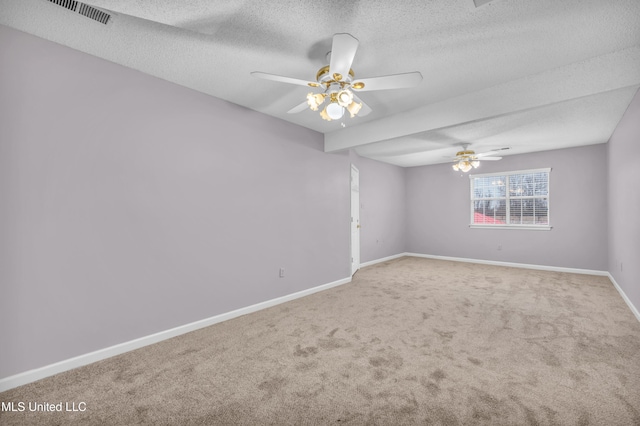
(1, 0, 639, 167)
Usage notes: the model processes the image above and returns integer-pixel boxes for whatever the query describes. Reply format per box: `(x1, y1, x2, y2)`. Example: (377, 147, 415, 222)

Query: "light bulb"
(336, 89, 353, 107)
(326, 102, 345, 120)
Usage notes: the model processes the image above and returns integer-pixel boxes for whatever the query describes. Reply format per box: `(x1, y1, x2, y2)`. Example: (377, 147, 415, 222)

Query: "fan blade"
(477, 147, 510, 157)
(352, 94, 372, 117)
(480, 156, 502, 161)
(329, 33, 359, 83)
(287, 101, 309, 114)
(251, 72, 317, 87)
(351, 72, 422, 92)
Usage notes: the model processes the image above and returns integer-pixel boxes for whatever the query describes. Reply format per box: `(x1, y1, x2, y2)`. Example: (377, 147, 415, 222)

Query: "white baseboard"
(607, 273, 640, 322)
(405, 252, 609, 276)
(0, 276, 352, 393)
(3, 254, 637, 392)
(359, 253, 406, 268)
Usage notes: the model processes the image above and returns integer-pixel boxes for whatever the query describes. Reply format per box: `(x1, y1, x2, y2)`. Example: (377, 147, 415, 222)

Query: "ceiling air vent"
(78, 3, 110, 24)
(47, 0, 78, 11)
(46, 0, 112, 25)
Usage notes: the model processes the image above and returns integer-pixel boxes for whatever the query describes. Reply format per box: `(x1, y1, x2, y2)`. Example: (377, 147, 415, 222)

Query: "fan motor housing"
(316, 65, 355, 87)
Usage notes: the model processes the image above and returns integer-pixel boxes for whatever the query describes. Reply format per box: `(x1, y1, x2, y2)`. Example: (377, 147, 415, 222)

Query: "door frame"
(350, 164, 360, 276)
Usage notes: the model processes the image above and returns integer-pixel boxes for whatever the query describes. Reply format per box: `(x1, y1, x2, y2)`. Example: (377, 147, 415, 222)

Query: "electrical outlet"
(279, 268, 285, 278)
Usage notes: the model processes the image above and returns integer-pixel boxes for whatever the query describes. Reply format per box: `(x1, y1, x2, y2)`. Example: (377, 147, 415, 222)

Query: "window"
(470, 168, 551, 229)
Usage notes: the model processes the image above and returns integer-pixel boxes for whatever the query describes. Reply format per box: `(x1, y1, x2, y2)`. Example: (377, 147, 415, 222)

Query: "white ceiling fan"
(251, 33, 423, 122)
(449, 145, 509, 172)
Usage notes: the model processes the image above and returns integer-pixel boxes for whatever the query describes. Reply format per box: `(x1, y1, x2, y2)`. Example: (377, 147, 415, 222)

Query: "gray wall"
(608, 88, 640, 313)
(350, 152, 406, 263)
(0, 26, 355, 379)
(406, 144, 609, 271)
(1, 23, 636, 381)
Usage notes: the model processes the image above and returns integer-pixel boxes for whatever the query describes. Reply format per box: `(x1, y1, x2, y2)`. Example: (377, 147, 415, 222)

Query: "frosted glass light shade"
(347, 101, 362, 117)
(460, 161, 473, 172)
(306, 93, 326, 111)
(326, 102, 345, 119)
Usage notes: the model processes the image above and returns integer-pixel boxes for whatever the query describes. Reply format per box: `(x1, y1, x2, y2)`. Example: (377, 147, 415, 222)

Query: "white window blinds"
(470, 169, 550, 229)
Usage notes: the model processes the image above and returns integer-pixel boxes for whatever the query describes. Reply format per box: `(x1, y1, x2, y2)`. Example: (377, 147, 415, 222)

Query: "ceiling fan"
(251, 33, 423, 122)
(449, 146, 509, 172)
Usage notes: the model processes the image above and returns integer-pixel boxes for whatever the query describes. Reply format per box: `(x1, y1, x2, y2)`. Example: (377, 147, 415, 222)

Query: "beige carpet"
(1, 257, 640, 425)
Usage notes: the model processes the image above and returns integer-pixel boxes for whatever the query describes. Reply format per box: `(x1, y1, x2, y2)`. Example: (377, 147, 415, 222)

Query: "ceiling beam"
(324, 46, 640, 153)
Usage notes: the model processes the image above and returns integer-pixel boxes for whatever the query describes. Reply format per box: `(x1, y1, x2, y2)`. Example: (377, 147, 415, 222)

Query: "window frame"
(469, 168, 552, 230)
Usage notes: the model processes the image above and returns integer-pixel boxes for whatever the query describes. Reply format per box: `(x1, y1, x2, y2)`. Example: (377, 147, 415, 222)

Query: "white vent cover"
(46, 0, 111, 24)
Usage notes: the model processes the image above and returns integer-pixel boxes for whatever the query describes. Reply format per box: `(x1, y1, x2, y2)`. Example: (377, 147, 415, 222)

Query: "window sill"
(469, 225, 552, 231)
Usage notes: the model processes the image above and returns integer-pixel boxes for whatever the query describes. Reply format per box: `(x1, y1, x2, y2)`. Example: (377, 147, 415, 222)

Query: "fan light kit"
(450, 146, 507, 172)
(306, 66, 363, 121)
(251, 33, 423, 122)
(452, 150, 481, 172)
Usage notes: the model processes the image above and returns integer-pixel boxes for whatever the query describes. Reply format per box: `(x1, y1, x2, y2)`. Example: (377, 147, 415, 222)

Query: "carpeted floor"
(1, 257, 640, 425)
